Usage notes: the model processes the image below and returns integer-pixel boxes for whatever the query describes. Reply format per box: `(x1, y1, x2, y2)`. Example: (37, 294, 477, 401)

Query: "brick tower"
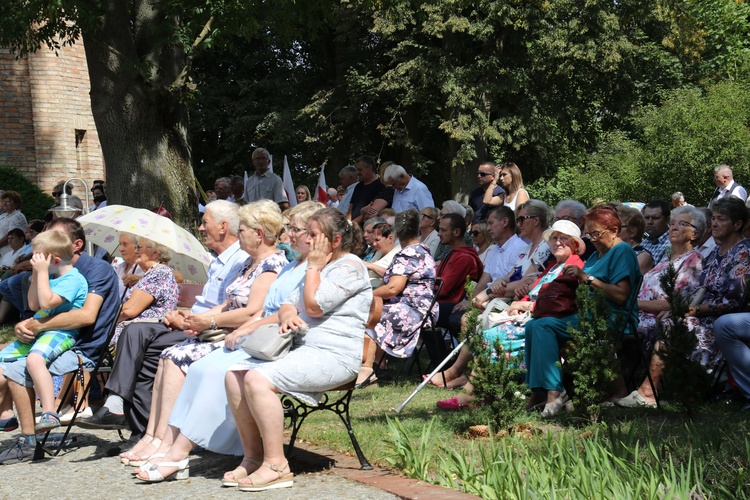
(0, 42, 105, 195)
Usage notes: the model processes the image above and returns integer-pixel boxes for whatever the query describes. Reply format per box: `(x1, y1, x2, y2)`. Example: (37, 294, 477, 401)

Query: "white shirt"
(337, 182, 358, 215)
(483, 234, 528, 281)
(421, 230, 440, 257)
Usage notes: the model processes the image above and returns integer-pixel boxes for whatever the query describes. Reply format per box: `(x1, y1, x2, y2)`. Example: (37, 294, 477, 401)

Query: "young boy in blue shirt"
(0, 230, 88, 431)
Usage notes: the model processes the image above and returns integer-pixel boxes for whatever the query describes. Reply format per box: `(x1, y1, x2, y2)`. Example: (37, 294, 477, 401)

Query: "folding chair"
(40, 303, 123, 456)
(376, 278, 443, 381)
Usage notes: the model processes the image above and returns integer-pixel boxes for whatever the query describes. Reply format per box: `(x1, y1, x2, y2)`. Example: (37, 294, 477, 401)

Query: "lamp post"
(51, 178, 94, 255)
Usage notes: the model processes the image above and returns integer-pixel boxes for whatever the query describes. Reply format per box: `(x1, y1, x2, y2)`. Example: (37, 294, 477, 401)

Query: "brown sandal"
(222, 457, 262, 487)
(237, 461, 294, 492)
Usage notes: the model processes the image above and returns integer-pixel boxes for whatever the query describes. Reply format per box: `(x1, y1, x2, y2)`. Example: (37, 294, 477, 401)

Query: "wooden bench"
(281, 381, 372, 470)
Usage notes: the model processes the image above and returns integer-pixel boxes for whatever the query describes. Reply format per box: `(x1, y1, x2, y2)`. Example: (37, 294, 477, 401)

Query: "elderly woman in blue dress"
(133, 207, 368, 490)
(357, 209, 438, 387)
(125, 200, 287, 471)
(525, 205, 641, 417)
(125, 202, 323, 481)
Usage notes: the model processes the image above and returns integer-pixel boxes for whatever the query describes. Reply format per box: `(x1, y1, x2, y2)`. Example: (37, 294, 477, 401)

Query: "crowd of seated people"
(2, 158, 750, 490)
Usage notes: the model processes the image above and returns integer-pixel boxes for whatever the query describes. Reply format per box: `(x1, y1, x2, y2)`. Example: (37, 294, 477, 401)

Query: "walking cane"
(395, 338, 466, 413)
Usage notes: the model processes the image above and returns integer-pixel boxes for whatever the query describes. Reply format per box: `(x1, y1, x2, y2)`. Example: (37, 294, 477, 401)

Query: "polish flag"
(282, 156, 297, 207)
(314, 162, 327, 203)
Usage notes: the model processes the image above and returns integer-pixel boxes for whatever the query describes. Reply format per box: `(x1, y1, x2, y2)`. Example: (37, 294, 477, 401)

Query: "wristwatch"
(210, 315, 217, 329)
(586, 275, 595, 286)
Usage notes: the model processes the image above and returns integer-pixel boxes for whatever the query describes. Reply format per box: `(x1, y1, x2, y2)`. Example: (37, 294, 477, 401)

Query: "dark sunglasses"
(52, 191, 62, 196)
(477, 172, 493, 177)
(471, 230, 481, 237)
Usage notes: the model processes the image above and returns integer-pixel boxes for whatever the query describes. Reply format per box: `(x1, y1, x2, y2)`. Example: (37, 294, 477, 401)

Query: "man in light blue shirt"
(383, 164, 435, 212)
(77, 200, 249, 441)
(337, 165, 359, 216)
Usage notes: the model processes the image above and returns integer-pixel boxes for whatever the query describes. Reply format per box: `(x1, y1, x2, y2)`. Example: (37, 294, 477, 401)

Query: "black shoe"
(0, 436, 35, 464)
(75, 407, 128, 430)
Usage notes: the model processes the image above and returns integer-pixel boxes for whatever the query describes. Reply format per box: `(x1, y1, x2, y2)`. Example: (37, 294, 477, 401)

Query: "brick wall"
(0, 41, 105, 197)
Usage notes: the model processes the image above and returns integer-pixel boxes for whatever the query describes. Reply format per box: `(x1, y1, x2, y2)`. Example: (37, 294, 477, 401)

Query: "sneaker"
(60, 407, 93, 425)
(34, 412, 61, 432)
(0, 436, 35, 464)
(0, 416, 19, 432)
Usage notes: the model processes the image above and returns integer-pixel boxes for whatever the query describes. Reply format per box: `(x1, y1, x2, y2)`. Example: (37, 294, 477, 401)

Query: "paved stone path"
(0, 427, 478, 499)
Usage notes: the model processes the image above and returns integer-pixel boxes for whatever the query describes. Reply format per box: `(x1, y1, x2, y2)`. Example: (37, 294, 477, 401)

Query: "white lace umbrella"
(77, 205, 211, 283)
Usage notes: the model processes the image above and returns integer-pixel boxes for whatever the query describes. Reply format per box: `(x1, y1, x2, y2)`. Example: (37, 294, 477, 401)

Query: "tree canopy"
(2, 0, 749, 211)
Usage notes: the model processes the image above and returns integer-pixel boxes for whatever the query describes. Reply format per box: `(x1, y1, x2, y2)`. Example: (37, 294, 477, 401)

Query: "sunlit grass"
(290, 367, 750, 498)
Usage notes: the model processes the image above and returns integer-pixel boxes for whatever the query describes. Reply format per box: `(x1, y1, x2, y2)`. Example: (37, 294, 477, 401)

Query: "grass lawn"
(0, 323, 14, 345)
(289, 368, 750, 498)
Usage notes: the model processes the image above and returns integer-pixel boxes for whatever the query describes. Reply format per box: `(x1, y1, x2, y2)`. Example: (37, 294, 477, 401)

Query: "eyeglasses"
(668, 220, 697, 230)
(287, 225, 307, 235)
(477, 172, 493, 177)
(584, 229, 609, 241)
(549, 235, 571, 244)
(420, 213, 435, 220)
(516, 215, 538, 225)
(553, 215, 579, 222)
(471, 230, 481, 237)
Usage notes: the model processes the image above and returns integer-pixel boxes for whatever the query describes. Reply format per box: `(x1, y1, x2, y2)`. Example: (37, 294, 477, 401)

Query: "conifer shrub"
(463, 279, 526, 430)
(0, 165, 55, 220)
(657, 264, 712, 415)
(565, 286, 620, 422)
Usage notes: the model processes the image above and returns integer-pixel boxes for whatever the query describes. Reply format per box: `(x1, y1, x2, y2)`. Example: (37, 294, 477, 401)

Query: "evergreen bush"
(0, 165, 55, 220)
(565, 286, 620, 422)
(463, 279, 526, 430)
(657, 263, 712, 414)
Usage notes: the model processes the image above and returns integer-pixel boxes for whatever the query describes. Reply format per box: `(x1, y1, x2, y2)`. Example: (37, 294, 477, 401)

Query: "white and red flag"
(282, 156, 297, 207)
(314, 162, 327, 202)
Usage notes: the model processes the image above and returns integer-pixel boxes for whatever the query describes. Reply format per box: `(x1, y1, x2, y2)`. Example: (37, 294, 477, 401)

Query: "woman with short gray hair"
(615, 204, 706, 408)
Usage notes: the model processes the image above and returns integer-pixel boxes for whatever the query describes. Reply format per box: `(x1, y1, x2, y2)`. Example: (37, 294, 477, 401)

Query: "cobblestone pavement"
(0, 428, 399, 500)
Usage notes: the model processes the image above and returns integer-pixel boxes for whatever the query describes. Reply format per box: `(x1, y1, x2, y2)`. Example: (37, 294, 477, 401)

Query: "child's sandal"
(34, 412, 61, 432)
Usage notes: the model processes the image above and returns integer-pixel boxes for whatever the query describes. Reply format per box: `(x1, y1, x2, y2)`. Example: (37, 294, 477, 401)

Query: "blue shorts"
(0, 349, 95, 388)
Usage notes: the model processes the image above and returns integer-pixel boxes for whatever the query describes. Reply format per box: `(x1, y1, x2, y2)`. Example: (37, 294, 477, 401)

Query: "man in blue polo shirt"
(383, 164, 435, 213)
(0, 218, 119, 464)
(76, 200, 248, 443)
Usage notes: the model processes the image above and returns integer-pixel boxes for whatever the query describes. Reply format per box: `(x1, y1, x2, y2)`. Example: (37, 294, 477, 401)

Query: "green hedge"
(0, 165, 55, 221)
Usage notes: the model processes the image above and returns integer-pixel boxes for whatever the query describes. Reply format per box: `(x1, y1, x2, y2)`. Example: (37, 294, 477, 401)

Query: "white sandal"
(135, 458, 189, 482)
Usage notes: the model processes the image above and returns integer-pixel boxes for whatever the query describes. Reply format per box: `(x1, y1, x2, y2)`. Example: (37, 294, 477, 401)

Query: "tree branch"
(169, 15, 214, 91)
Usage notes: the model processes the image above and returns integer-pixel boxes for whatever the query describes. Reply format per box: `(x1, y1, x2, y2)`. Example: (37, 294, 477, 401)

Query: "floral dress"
(687, 239, 750, 367)
(369, 243, 438, 358)
(110, 264, 179, 346)
(637, 250, 703, 355)
(160, 251, 288, 372)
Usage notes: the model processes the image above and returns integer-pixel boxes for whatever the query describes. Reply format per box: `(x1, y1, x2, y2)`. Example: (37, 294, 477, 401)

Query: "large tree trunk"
(82, 1, 197, 229)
